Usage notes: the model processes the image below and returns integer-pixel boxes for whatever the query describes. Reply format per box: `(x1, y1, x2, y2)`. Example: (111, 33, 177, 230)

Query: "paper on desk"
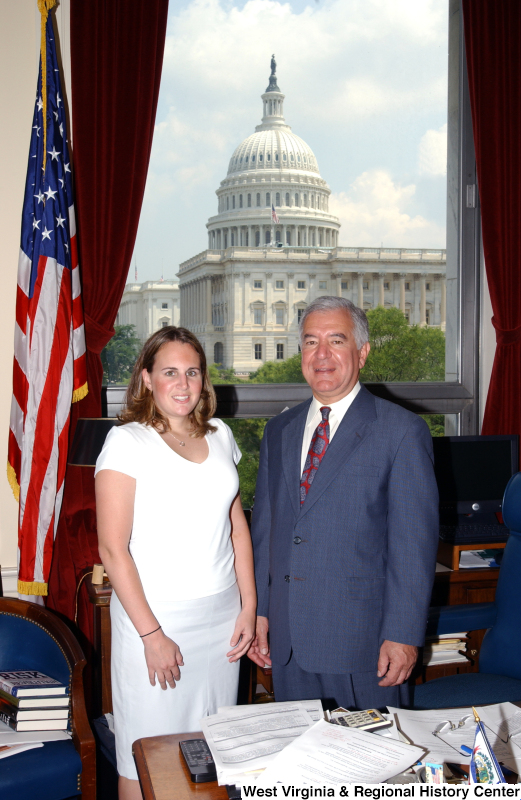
(477, 702, 521, 773)
(202, 700, 320, 783)
(218, 699, 324, 723)
(0, 720, 70, 746)
(388, 705, 518, 768)
(253, 719, 424, 787)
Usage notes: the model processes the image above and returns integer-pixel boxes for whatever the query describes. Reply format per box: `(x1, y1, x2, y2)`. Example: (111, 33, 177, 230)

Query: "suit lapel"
(298, 386, 377, 519)
(281, 400, 311, 519)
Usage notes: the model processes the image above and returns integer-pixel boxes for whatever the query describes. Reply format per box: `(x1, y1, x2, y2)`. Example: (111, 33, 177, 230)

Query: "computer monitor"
(432, 434, 519, 515)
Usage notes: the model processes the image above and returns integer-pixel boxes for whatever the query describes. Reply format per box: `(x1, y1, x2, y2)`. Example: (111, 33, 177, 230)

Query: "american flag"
(271, 203, 280, 224)
(7, 11, 88, 598)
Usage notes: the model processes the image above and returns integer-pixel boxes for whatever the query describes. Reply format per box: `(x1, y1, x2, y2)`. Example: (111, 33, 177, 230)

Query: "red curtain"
(47, 0, 169, 641)
(462, 1, 521, 439)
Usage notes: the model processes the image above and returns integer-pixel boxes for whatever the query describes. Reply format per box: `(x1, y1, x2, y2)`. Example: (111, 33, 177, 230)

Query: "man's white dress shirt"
(300, 382, 361, 475)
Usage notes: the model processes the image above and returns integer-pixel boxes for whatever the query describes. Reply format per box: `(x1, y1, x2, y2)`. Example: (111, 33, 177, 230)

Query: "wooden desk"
(133, 732, 227, 800)
(82, 568, 113, 716)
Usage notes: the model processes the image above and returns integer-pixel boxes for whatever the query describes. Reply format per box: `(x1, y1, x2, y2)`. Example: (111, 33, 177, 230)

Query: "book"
(0, 716, 68, 732)
(0, 699, 69, 722)
(0, 688, 69, 709)
(424, 641, 466, 652)
(0, 671, 67, 698)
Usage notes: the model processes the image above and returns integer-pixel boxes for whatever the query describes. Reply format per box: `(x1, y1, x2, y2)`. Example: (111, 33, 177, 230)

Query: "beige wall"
(0, 0, 37, 569)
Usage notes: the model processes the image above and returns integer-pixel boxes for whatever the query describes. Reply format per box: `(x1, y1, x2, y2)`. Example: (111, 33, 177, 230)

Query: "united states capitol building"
(118, 59, 446, 374)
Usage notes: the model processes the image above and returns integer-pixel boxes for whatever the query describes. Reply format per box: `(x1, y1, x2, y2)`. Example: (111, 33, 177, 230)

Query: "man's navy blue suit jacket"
(251, 384, 439, 675)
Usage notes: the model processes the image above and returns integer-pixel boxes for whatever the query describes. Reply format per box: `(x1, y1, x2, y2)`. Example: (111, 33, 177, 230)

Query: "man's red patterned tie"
(300, 406, 331, 505)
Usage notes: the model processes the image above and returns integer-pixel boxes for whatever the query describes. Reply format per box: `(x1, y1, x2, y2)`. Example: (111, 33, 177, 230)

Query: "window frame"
(104, 3, 480, 434)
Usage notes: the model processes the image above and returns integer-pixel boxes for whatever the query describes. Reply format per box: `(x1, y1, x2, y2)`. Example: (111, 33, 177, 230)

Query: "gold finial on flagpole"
(37, 0, 58, 178)
(472, 706, 481, 723)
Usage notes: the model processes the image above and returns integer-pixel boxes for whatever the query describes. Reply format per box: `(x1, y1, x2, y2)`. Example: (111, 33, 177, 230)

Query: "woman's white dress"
(95, 418, 242, 779)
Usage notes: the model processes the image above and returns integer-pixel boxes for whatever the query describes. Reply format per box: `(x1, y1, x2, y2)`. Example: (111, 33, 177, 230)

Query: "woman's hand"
(142, 628, 184, 689)
(226, 607, 256, 662)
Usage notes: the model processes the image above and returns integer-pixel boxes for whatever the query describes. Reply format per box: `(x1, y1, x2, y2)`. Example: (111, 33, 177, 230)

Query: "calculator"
(329, 708, 392, 732)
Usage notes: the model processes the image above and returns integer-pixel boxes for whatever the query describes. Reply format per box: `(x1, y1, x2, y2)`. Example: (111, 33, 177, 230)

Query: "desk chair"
(412, 471, 521, 709)
(0, 598, 95, 800)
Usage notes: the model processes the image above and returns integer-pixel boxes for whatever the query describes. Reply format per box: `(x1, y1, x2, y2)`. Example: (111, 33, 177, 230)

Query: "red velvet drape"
(47, 0, 169, 642)
(462, 1, 521, 439)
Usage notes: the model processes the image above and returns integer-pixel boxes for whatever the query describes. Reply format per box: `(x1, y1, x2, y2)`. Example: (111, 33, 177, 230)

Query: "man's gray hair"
(298, 296, 370, 349)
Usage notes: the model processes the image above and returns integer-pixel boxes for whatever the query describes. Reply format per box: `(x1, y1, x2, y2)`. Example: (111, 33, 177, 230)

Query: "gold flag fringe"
(72, 381, 89, 404)
(6, 462, 20, 502)
(18, 579, 48, 597)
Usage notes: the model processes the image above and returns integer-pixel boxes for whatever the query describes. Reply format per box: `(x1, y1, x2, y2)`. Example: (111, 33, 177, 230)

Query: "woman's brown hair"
(119, 327, 217, 437)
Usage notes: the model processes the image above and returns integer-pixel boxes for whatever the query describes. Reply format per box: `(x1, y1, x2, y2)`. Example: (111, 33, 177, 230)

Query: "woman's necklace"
(166, 430, 186, 447)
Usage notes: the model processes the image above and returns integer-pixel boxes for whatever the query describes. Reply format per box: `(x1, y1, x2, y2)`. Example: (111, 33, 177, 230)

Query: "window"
(286, 230, 291, 245)
(283, 153, 287, 162)
(226, 196, 229, 210)
(276, 343, 284, 360)
(426, 308, 431, 325)
(285, 192, 290, 206)
(275, 280, 284, 289)
(295, 193, 299, 207)
(275, 308, 284, 325)
(266, 193, 270, 206)
(256, 193, 261, 207)
(405, 282, 411, 291)
(214, 342, 223, 364)
(319, 281, 327, 290)
(254, 280, 262, 289)
(232, 196, 235, 209)
(426, 282, 431, 291)
(265, 230, 271, 244)
(304, 194, 308, 206)
(259, 153, 263, 162)
(252, 154, 255, 162)
(363, 281, 370, 290)
(267, 153, 271, 162)
(384, 282, 390, 290)
(239, 194, 243, 208)
(254, 343, 262, 360)
(255, 230, 260, 246)
(297, 281, 306, 289)
(231, 232, 235, 246)
(275, 229, 281, 243)
(161, 321, 168, 328)
(161, 302, 168, 309)
(275, 153, 279, 162)
(341, 281, 348, 290)
(253, 308, 263, 325)
(311, 195, 315, 208)
(276, 193, 281, 206)
(247, 194, 251, 207)
(297, 307, 306, 323)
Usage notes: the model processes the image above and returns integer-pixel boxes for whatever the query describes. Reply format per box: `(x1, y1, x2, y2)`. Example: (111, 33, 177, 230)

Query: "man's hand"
(246, 615, 272, 668)
(377, 640, 418, 686)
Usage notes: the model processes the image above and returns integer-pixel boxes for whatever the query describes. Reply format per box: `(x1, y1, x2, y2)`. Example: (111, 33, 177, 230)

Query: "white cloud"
(330, 169, 445, 248)
(418, 123, 447, 176)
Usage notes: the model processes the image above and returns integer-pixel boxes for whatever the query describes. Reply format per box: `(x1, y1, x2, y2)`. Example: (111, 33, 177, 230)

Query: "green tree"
(249, 353, 305, 383)
(101, 324, 142, 384)
(361, 306, 445, 383)
(226, 418, 268, 508)
(208, 363, 244, 385)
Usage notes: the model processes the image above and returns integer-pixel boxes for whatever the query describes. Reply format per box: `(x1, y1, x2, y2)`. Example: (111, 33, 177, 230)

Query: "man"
(248, 296, 439, 709)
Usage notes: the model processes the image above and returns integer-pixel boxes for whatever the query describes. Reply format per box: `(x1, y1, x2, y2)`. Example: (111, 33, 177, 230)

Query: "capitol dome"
(206, 58, 340, 250)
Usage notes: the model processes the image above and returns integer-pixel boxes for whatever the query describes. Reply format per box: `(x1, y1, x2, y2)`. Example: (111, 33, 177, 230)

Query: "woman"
(95, 327, 256, 800)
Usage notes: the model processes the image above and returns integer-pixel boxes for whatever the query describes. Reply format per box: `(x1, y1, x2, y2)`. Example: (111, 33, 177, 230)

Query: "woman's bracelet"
(140, 625, 162, 638)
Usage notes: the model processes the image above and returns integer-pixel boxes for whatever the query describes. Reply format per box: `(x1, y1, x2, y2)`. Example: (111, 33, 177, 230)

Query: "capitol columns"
(399, 273, 406, 313)
(357, 272, 364, 309)
(440, 278, 446, 331)
(420, 275, 427, 327)
(378, 272, 385, 306)
(206, 276, 213, 328)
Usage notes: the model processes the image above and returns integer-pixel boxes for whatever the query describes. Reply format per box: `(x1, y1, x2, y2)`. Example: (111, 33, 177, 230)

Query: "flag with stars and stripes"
(271, 203, 280, 224)
(7, 7, 88, 598)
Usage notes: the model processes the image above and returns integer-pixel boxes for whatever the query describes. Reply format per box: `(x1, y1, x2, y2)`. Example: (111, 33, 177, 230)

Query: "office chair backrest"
(479, 471, 521, 678)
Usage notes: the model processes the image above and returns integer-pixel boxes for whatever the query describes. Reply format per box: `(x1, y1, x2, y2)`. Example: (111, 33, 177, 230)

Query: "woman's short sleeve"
(94, 425, 139, 479)
(217, 419, 241, 465)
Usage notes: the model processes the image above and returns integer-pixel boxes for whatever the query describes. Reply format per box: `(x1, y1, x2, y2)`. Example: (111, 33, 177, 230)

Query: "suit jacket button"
(293, 536, 302, 544)
(284, 575, 290, 582)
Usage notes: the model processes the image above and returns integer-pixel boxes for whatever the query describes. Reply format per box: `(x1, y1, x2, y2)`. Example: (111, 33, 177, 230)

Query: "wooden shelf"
(437, 540, 506, 570)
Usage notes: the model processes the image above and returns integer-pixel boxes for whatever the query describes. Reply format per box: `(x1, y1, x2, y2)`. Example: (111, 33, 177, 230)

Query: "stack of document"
(423, 632, 469, 666)
(0, 721, 71, 760)
(201, 699, 323, 786)
(459, 549, 503, 569)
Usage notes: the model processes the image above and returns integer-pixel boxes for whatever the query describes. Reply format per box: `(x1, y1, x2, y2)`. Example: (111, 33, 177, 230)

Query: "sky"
(132, 0, 449, 284)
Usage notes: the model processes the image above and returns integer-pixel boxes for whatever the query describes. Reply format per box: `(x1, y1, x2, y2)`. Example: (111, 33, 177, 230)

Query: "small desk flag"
(7, 2, 88, 597)
(469, 708, 506, 784)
